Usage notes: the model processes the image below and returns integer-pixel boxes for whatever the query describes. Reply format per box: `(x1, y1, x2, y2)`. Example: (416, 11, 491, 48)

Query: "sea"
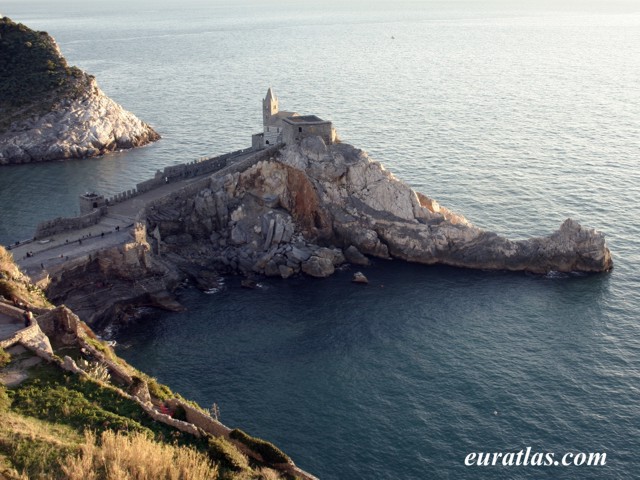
(1, 1, 639, 478)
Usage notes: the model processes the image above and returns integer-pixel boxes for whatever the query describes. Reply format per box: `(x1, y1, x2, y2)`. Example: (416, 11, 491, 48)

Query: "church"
(252, 88, 336, 149)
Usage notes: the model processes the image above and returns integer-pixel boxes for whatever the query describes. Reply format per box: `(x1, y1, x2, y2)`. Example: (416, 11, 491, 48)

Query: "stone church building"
(252, 88, 336, 149)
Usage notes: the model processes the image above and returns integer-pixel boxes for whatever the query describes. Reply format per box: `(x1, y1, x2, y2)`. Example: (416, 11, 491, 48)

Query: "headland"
(0, 17, 159, 164)
(7, 89, 612, 329)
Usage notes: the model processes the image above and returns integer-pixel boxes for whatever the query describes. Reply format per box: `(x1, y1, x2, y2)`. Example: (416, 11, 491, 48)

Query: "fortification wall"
(138, 145, 281, 220)
(34, 207, 107, 239)
(29, 147, 256, 240)
(0, 302, 23, 320)
(131, 147, 254, 199)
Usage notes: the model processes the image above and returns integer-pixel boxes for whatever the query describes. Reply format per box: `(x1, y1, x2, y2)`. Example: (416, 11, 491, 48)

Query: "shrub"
(207, 436, 249, 472)
(0, 347, 10, 369)
(76, 358, 111, 383)
(229, 429, 291, 465)
(172, 404, 187, 422)
(0, 384, 10, 411)
(147, 377, 174, 401)
(0, 17, 92, 130)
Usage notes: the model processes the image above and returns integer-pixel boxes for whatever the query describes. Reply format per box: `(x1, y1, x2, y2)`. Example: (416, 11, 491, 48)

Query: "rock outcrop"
(45, 224, 182, 326)
(141, 136, 612, 280)
(0, 17, 159, 164)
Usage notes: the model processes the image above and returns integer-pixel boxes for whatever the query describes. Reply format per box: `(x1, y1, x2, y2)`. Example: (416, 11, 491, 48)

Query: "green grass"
(8, 362, 205, 449)
(0, 347, 10, 369)
(0, 433, 73, 479)
(208, 436, 250, 473)
(229, 429, 291, 465)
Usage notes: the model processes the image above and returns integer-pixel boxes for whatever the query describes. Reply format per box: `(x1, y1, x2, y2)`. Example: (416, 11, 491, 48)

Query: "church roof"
(265, 87, 276, 101)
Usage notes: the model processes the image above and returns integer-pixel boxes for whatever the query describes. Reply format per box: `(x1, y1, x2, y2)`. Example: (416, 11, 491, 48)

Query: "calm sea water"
(2, 1, 639, 478)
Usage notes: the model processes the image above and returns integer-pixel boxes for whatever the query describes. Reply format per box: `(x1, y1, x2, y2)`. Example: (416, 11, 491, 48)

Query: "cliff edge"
(142, 137, 611, 279)
(0, 244, 314, 480)
(0, 17, 160, 164)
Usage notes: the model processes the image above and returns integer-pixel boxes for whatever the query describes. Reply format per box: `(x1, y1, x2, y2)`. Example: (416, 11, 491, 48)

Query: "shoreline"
(7, 136, 612, 333)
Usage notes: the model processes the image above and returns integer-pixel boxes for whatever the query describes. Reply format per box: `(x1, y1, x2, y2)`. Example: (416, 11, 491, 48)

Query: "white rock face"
(0, 78, 159, 164)
(144, 137, 612, 277)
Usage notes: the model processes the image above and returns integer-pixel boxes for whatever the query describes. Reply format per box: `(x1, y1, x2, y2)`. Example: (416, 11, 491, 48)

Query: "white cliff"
(0, 77, 160, 164)
(0, 17, 159, 165)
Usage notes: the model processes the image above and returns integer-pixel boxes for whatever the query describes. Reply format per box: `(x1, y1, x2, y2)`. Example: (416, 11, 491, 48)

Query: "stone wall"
(34, 207, 107, 239)
(163, 398, 318, 480)
(283, 118, 335, 145)
(138, 145, 282, 220)
(0, 323, 54, 360)
(0, 301, 23, 320)
(30, 147, 255, 240)
(130, 147, 254, 199)
(165, 398, 231, 437)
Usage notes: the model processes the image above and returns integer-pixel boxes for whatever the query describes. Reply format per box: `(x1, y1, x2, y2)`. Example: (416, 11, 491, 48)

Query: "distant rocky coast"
(0, 17, 159, 164)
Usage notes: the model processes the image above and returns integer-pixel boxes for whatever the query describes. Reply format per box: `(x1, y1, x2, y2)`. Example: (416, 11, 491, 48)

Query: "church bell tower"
(263, 87, 279, 126)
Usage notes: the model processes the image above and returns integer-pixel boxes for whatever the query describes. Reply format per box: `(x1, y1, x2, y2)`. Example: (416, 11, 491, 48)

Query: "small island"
(0, 17, 159, 164)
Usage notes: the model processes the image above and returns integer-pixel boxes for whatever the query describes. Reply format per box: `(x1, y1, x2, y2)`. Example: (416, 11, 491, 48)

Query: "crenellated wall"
(30, 147, 257, 241)
(138, 145, 282, 221)
(34, 207, 107, 239)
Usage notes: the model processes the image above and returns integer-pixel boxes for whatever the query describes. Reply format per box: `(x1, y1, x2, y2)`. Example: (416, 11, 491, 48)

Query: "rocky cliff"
(0, 17, 159, 164)
(141, 137, 611, 281)
(0, 245, 310, 480)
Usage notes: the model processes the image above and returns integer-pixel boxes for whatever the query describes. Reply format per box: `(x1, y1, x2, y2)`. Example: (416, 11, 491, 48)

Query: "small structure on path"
(79, 192, 105, 214)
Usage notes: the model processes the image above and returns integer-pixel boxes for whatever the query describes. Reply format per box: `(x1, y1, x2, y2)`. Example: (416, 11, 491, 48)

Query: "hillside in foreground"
(0, 245, 311, 480)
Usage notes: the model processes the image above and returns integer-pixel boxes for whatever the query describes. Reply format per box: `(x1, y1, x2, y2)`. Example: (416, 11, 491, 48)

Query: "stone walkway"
(9, 149, 255, 281)
(0, 314, 22, 341)
(0, 304, 23, 341)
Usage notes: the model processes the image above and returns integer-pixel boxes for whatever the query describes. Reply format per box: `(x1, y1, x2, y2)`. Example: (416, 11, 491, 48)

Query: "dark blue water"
(2, 1, 640, 478)
(114, 261, 633, 479)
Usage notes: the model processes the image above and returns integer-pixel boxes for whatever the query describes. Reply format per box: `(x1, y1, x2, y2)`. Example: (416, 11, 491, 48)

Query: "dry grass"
(0, 246, 52, 309)
(62, 430, 218, 480)
(0, 411, 81, 447)
(255, 467, 284, 480)
(0, 410, 80, 479)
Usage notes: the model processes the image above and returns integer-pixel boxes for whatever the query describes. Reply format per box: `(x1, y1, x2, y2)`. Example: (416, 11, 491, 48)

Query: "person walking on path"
(23, 309, 34, 328)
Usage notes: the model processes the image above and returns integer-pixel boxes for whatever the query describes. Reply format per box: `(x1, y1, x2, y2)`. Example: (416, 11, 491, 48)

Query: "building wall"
(283, 121, 335, 145)
(263, 128, 281, 146)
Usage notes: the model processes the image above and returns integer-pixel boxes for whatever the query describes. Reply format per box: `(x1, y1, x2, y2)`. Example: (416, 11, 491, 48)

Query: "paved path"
(0, 309, 22, 341)
(9, 149, 256, 281)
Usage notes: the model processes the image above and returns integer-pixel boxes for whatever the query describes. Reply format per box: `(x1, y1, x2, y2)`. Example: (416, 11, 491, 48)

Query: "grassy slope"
(0, 246, 290, 479)
(0, 16, 92, 131)
(0, 246, 52, 309)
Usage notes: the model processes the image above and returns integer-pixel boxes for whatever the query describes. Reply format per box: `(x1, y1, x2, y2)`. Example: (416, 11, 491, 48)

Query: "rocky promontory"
(0, 17, 159, 164)
(142, 137, 612, 278)
(35, 137, 612, 326)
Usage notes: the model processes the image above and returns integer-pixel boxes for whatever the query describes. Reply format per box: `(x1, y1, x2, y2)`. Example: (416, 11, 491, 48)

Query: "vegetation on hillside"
(0, 248, 291, 480)
(63, 430, 218, 480)
(0, 246, 52, 309)
(0, 16, 92, 130)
